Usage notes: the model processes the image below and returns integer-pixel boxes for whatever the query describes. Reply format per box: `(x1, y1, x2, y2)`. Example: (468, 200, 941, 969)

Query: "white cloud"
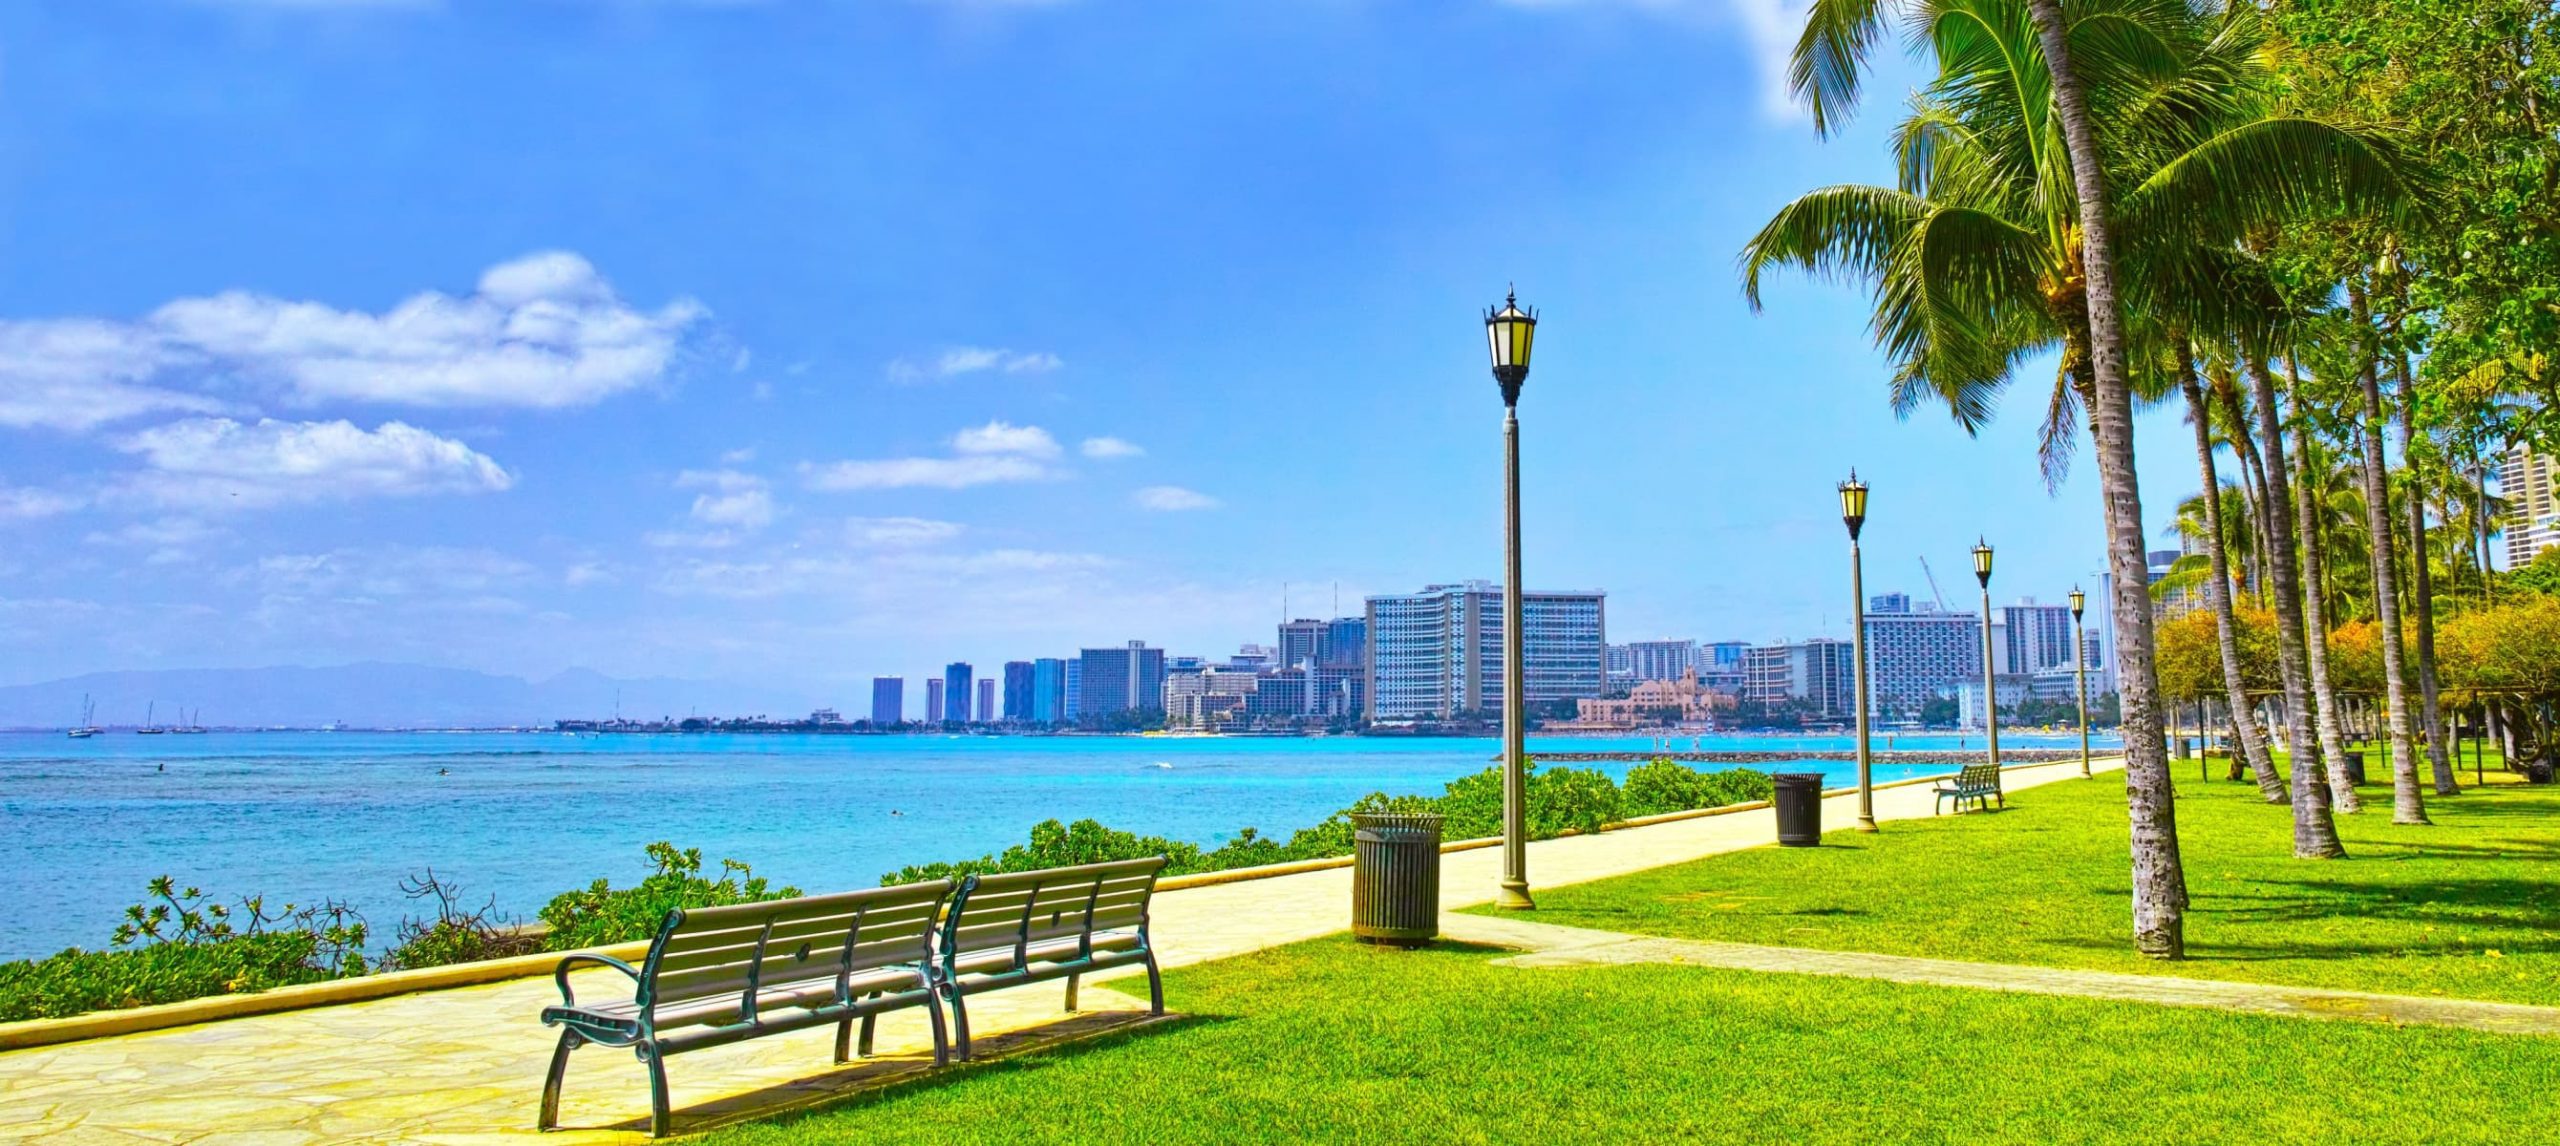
(845, 516, 965, 546)
(0, 252, 705, 425)
(801, 455, 1052, 491)
(886, 346, 1063, 383)
(802, 422, 1066, 491)
(113, 417, 513, 509)
(650, 469, 776, 546)
(0, 319, 232, 431)
(0, 485, 87, 520)
(1133, 485, 1219, 511)
(245, 545, 537, 601)
(952, 420, 1062, 459)
(1080, 436, 1144, 459)
(564, 561, 617, 587)
(719, 446, 757, 465)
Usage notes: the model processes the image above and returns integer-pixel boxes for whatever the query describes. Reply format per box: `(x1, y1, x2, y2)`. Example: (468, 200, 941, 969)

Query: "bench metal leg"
(926, 985, 952, 1068)
(1064, 973, 1079, 1013)
(835, 1015, 855, 1064)
(1142, 950, 1165, 1015)
(538, 1028, 583, 1131)
(943, 983, 974, 1061)
(640, 1044, 672, 1139)
(854, 991, 883, 1059)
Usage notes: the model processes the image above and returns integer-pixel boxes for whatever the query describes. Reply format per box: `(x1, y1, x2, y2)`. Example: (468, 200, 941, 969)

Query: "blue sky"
(0, 0, 2205, 699)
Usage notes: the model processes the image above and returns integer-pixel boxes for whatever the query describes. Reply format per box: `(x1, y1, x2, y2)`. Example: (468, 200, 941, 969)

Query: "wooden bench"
(538, 878, 953, 1137)
(1933, 763, 2004, 814)
(932, 856, 1167, 1061)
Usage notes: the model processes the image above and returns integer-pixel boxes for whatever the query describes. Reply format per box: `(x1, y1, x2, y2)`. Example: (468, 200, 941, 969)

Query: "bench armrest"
(553, 953, 641, 1008)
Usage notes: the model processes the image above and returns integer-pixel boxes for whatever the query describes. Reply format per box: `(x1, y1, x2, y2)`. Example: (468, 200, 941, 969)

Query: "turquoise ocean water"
(0, 729, 2112, 960)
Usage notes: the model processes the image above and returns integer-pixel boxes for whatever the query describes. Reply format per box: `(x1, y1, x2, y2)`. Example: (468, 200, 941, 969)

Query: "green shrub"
(380, 870, 543, 971)
(1623, 759, 1773, 817)
(538, 842, 800, 950)
(0, 876, 370, 1022)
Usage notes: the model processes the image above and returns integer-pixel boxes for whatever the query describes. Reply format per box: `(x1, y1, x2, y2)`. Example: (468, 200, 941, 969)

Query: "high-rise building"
(944, 663, 973, 724)
(1278, 619, 1327, 668)
(976, 678, 995, 725)
(1870, 592, 1912, 614)
(1626, 639, 1699, 682)
(1031, 658, 1068, 723)
(1740, 639, 1854, 718)
(1078, 641, 1167, 718)
(2504, 441, 2560, 567)
(1605, 644, 1634, 684)
(925, 678, 945, 724)
(1863, 595, 1982, 716)
(1002, 662, 1035, 722)
(1704, 641, 1750, 670)
(1064, 659, 1082, 716)
(869, 677, 903, 725)
(1164, 667, 1257, 729)
(1999, 599, 2077, 676)
(1365, 581, 1607, 720)
(1323, 617, 1368, 668)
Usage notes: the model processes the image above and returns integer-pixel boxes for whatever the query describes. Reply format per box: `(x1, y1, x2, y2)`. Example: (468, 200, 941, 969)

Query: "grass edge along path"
(696, 938, 2560, 1146)
(1503, 770, 2560, 1006)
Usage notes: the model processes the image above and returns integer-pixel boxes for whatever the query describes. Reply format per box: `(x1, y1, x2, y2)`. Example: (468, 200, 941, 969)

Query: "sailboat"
(136, 702, 166, 734)
(173, 707, 209, 734)
(67, 695, 100, 739)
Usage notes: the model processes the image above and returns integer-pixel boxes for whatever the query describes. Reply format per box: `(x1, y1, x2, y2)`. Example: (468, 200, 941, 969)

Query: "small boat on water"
(136, 702, 166, 734)
(172, 708, 209, 734)
(67, 694, 101, 739)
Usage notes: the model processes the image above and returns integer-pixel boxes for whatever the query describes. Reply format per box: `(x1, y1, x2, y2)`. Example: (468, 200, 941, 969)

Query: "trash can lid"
(1771, 772, 1827, 784)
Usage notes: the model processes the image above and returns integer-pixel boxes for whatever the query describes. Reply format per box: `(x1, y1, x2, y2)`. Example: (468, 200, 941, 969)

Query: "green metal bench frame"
(931, 856, 1167, 1061)
(537, 878, 953, 1137)
(1933, 763, 2004, 814)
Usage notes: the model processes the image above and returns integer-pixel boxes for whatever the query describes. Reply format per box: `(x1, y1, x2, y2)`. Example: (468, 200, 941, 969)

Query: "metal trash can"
(2341, 751, 2367, 787)
(2175, 737, 2194, 760)
(1772, 773, 1825, 847)
(1351, 812, 1442, 946)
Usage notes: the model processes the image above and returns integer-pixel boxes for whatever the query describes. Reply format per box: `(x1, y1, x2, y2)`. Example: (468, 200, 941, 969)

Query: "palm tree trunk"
(2025, 0, 2187, 957)
(2293, 421, 2361, 814)
(2219, 374, 2277, 606)
(2351, 292, 2430, 824)
(2395, 349, 2461, 794)
(2180, 352, 2284, 802)
(2246, 351, 2347, 858)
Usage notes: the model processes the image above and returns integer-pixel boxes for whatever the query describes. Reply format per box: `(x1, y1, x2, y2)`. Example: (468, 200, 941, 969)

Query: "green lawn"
(1511, 769, 2560, 1005)
(702, 939, 2559, 1145)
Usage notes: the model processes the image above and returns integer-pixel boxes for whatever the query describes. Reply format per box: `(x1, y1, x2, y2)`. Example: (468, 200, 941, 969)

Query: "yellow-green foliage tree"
(2157, 606, 2279, 705)
(2437, 596, 2560, 777)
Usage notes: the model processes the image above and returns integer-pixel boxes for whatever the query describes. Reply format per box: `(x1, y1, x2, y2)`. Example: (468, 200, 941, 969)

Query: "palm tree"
(2174, 344, 2285, 800)
(2245, 349, 2347, 855)
(2343, 281, 2431, 822)
(1767, 0, 2400, 924)
(2288, 390, 2361, 814)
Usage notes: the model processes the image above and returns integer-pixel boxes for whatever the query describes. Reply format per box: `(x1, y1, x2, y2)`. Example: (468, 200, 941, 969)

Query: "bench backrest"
(637, 878, 953, 1026)
(938, 857, 1167, 975)
(1962, 763, 2001, 788)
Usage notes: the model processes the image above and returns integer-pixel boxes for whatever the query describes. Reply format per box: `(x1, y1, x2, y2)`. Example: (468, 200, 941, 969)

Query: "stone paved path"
(0, 757, 2117, 1143)
(1444, 913, 2560, 1036)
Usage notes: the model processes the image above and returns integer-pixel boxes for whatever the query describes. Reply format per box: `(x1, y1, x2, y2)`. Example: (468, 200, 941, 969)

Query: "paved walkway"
(1446, 914, 2560, 1037)
(0, 758, 2116, 1144)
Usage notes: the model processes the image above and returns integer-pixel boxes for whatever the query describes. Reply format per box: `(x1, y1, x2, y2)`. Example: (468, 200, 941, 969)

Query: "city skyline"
(0, 3, 2278, 695)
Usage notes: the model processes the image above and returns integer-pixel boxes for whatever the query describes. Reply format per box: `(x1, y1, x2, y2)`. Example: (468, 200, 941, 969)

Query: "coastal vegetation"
(0, 759, 1770, 1023)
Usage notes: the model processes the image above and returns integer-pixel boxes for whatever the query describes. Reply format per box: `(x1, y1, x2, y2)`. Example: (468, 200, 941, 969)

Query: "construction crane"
(1917, 556, 1950, 610)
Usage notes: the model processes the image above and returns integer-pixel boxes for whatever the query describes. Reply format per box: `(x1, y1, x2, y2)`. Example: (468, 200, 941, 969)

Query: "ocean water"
(0, 729, 2111, 960)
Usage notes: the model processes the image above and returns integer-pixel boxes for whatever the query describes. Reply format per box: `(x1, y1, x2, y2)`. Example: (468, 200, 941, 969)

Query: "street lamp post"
(1840, 472, 1876, 832)
(1973, 540, 2002, 775)
(2070, 586, 2091, 778)
(1486, 290, 1537, 911)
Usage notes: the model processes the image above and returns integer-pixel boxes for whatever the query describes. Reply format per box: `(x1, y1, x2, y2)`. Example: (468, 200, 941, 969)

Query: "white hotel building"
(1365, 581, 1607, 720)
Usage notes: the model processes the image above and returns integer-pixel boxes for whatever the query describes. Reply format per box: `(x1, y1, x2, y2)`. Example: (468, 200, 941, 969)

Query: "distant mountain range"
(0, 663, 830, 730)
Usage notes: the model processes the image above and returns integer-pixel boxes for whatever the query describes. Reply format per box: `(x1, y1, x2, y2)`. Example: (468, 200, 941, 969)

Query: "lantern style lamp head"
(1972, 539, 1994, 587)
(1838, 470, 1869, 541)
(1485, 289, 1537, 408)
(2069, 586, 2086, 620)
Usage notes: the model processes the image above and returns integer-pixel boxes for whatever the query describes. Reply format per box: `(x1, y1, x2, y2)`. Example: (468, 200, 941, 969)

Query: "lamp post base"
(1495, 881, 1535, 910)
(1854, 816, 1879, 833)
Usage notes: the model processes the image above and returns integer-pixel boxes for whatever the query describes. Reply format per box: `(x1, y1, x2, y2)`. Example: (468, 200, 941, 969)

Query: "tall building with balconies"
(2504, 441, 2560, 567)
(925, 678, 944, 724)
(1862, 596, 1981, 718)
(1078, 641, 1167, 719)
(943, 663, 973, 724)
(1002, 662, 1034, 722)
(870, 677, 903, 725)
(1364, 581, 1606, 720)
(1625, 639, 1699, 682)
(1031, 658, 1069, 723)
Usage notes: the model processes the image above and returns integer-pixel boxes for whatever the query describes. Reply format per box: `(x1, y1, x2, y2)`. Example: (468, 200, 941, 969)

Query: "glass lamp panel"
(1512, 320, 1534, 369)
(1486, 321, 1506, 369)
